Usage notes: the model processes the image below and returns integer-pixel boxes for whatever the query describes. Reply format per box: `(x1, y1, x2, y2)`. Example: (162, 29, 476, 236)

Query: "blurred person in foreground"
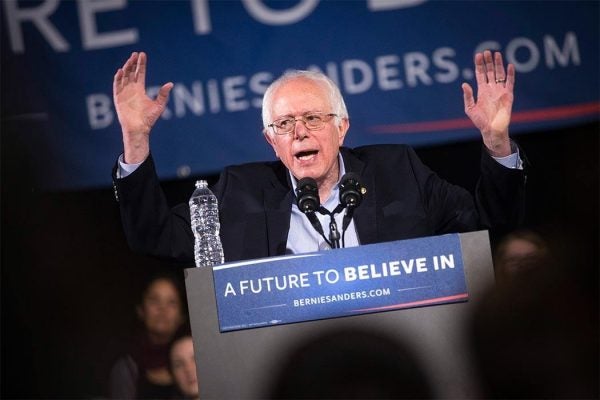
(112, 50, 525, 263)
(268, 327, 433, 399)
(471, 235, 598, 399)
(109, 273, 186, 399)
(493, 228, 550, 284)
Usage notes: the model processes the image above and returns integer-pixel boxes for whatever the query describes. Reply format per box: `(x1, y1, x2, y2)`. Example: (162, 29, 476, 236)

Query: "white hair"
(261, 70, 349, 130)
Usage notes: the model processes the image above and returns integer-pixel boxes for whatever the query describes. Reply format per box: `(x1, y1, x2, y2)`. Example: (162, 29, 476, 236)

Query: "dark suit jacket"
(113, 145, 525, 264)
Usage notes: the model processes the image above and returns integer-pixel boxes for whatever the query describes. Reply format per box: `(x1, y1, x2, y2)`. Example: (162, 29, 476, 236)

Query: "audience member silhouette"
(109, 272, 187, 399)
(169, 329, 199, 399)
(268, 327, 433, 399)
(493, 229, 550, 284)
(471, 234, 598, 399)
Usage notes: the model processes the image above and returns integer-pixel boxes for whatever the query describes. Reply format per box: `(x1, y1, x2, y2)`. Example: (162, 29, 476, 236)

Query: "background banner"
(2, 0, 598, 190)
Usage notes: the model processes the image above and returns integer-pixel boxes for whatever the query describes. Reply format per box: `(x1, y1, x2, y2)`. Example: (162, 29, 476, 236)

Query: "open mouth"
(295, 150, 318, 161)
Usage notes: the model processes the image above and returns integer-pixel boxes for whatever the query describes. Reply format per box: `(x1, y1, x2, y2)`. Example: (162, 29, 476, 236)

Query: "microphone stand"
(329, 219, 341, 249)
(318, 204, 344, 249)
(295, 177, 334, 249)
(296, 174, 365, 250)
(338, 172, 366, 249)
(305, 211, 333, 249)
(341, 205, 357, 248)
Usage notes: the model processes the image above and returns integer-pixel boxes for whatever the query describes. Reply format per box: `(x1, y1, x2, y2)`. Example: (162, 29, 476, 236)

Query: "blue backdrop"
(1, 0, 598, 190)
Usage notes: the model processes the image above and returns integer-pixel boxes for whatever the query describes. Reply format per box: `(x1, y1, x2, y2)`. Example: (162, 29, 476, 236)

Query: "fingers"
(134, 52, 147, 85)
(155, 82, 174, 107)
(484, 50, 495, 84)
(124, 52, 137, 86)
(114, 51, 147, 95)
(474, 52, 487, 86)
(474, 50, 514, 87)
(506, 63, 516, 91)
(462, 83, 475, 111)
(113, 68, 124, 96)
(114, 51, 173, 109)
(494, 52, 506, 82)
(120, 52, 139, 87)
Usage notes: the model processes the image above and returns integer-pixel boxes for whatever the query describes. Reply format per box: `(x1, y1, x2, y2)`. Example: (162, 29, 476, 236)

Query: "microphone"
(339, 172, 363, 208)
(339, 173, 365, 232)
(296, 177, 319, 213)
(295, 177, 327, 240)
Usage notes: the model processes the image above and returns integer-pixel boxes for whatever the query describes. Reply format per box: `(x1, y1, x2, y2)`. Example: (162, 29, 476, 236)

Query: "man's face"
(264, 78, 349, 188)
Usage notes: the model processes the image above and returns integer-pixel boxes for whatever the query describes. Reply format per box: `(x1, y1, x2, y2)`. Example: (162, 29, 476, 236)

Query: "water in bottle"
(189, 180, 224, 267)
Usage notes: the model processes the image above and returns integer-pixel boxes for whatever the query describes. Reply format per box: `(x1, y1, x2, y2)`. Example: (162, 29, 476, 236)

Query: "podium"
(184, 230, 494, 398)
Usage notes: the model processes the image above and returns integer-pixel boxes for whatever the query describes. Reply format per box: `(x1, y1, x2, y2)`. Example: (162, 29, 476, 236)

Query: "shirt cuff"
(490, 142, 523, 170)
(117, 154, 143, 179)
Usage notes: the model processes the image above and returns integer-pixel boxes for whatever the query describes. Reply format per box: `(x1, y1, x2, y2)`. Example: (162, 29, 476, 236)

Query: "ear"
(337, 118, 350, 146)
(263, 130, 279, 158)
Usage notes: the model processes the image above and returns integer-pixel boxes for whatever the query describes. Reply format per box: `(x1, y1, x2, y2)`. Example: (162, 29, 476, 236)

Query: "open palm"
(462, 51, 515, 157)
(113, 52, 173, 162)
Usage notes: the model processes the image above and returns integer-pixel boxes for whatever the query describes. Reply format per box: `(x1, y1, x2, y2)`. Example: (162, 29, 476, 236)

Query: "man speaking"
(112, 50, 524, 263)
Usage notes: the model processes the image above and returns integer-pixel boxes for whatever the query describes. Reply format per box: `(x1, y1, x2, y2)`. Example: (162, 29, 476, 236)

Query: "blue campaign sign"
(212, 233, 467, 332)
(1, 1, 598, 190)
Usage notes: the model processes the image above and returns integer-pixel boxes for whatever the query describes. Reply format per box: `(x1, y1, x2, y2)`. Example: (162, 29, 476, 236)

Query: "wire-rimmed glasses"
(267, 112, 338, 135)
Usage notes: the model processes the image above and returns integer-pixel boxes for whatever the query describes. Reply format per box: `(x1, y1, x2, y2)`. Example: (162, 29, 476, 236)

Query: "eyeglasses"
(267, 112, 338, 135)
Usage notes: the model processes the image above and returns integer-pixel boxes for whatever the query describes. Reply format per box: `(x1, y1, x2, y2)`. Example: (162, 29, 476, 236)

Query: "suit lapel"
(264, 165, 293, 256)
(341, 148, 378, 245)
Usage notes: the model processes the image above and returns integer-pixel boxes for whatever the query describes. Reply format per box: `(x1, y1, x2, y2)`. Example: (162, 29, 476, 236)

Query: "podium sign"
(213, 234, 467, 332)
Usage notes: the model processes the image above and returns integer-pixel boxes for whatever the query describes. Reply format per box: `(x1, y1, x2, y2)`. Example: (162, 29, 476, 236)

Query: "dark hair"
(269, 327, 433, 399)
(494, 229, 549, 261)
(169, 323, 193, 355)
(138, 271, 187, 310)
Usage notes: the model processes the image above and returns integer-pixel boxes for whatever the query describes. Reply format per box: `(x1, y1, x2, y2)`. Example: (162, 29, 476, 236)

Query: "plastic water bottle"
(189, 180, 224, 267)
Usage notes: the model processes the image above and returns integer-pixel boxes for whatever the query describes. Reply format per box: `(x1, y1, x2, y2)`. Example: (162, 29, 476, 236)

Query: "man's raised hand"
(462, 50, 515, 157)
(113, 52, 173, 164)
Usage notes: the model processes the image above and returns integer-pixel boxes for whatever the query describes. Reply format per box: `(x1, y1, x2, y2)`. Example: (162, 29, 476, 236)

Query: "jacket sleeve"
(405, 144, 526, 236)
(112, 154, 194, 264)
(475, 145, 527, 235)
(403, 146, 480, 234)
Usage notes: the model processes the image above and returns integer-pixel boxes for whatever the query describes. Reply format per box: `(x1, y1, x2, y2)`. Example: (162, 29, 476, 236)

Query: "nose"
(185, 360, 197, 379)
(292, 118, 309, 140)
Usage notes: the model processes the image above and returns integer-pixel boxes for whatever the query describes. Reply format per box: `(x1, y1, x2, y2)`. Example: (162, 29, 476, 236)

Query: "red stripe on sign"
(351, 293, 469, 313)
(368, 101, 600, 134)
